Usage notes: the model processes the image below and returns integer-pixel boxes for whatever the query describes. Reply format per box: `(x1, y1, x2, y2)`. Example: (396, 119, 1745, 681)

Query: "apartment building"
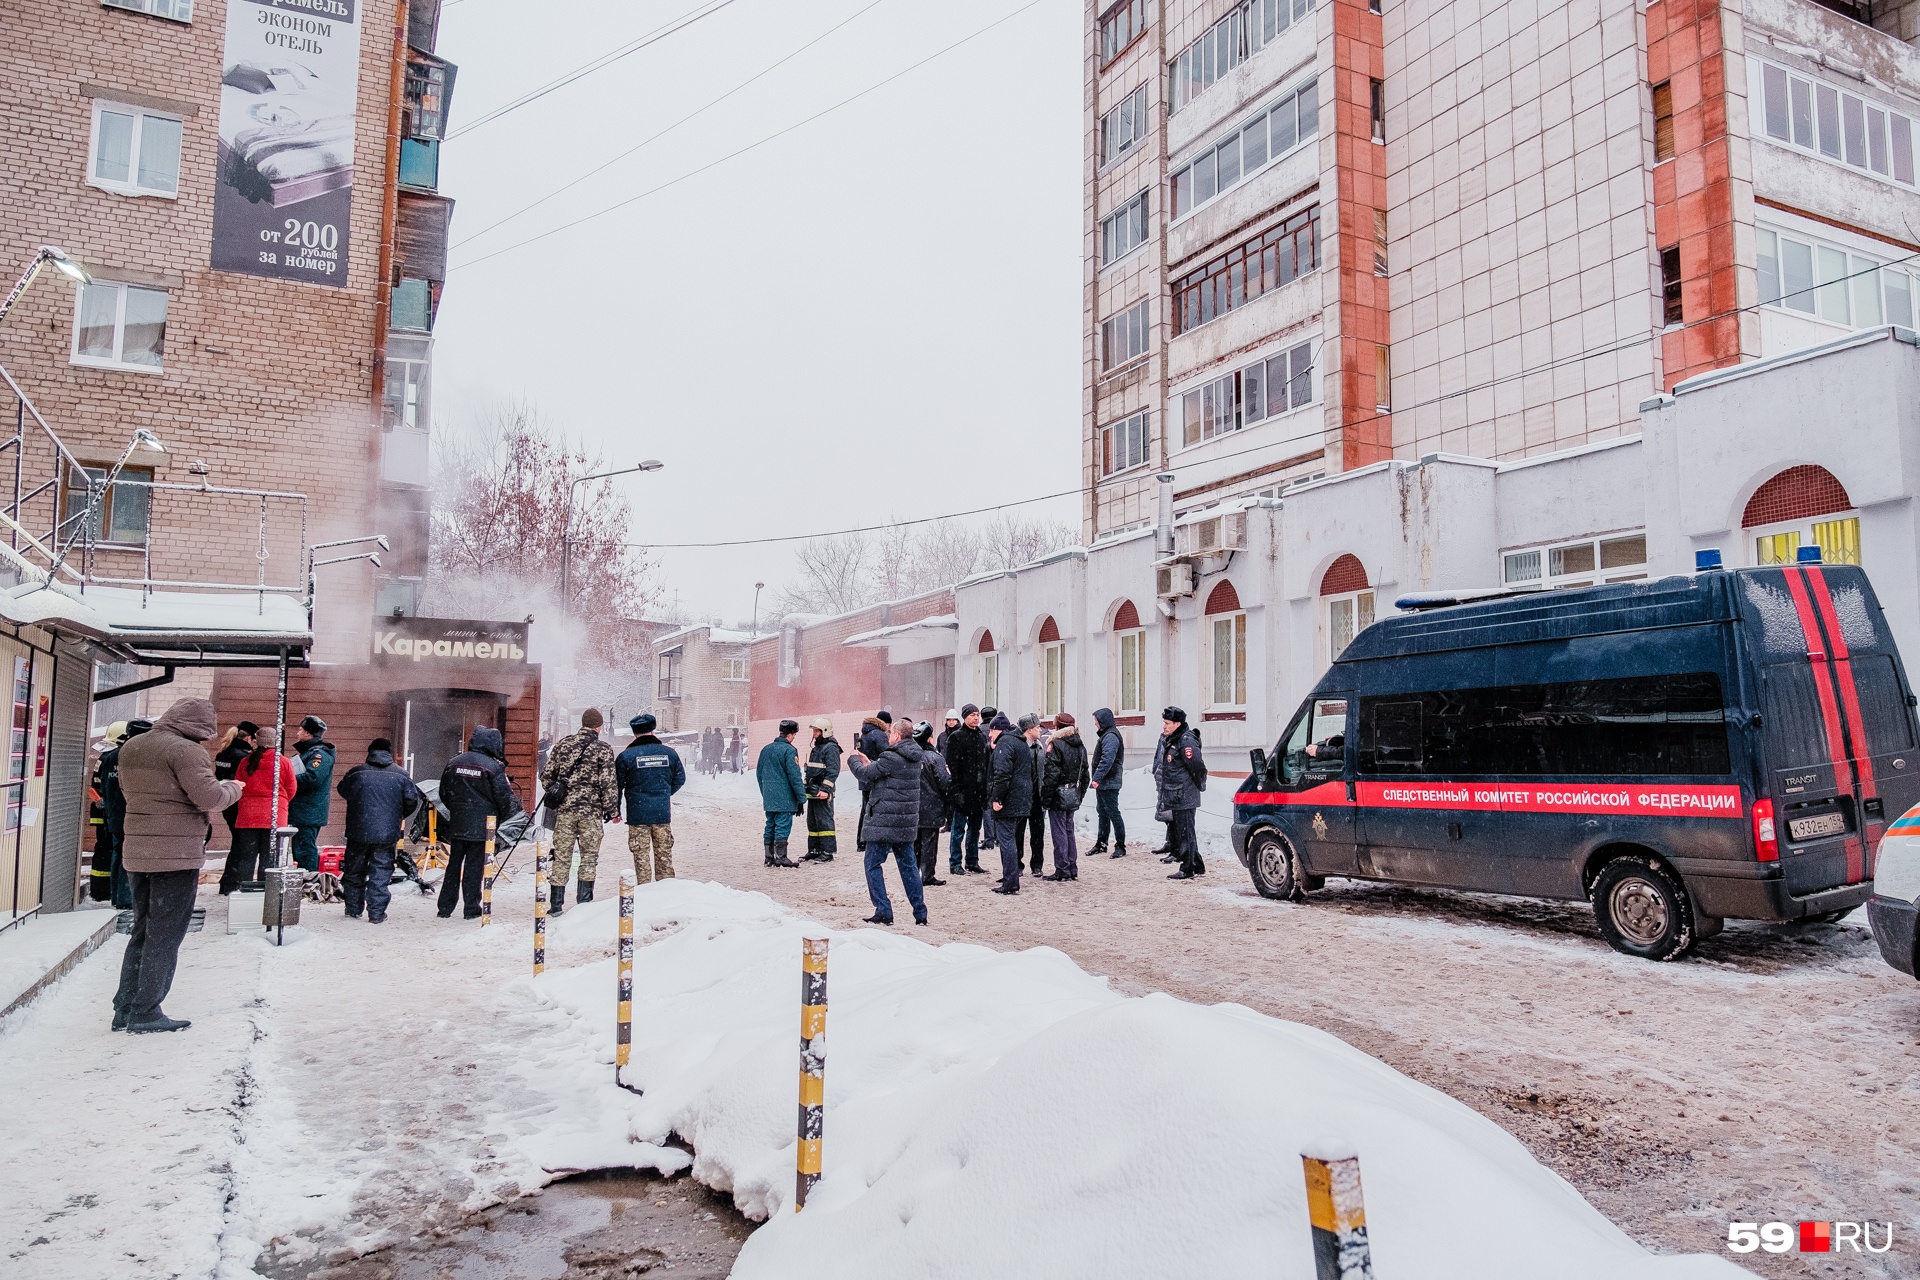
(652, 624, 760, 737)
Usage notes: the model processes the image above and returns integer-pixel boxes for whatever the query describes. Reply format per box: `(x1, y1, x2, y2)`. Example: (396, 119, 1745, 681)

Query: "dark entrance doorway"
(394, 688, 507, 782)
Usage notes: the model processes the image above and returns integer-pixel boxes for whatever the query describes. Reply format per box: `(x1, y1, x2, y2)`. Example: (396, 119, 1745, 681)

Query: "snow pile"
(534, 879, 1748, 1279)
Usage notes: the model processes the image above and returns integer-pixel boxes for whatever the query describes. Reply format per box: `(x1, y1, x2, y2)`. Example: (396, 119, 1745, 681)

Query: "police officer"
(617, 713, 686, 882)
(436, 727, 523, 919)
(1156, 706, 1208, 880)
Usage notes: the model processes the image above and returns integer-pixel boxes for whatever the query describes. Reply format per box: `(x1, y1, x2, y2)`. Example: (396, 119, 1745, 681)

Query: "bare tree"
(977, 514, 1078, 571)
(871, 520, 918, 602)
(912, 519, 983, 588)
(767, 512, 1074, 619)
(774, 531, 872, 616)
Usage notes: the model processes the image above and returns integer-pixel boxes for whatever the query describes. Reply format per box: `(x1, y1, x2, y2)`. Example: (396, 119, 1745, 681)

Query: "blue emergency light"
(1796, 545, 1823, 564)
(1695, 549, 1723, 571)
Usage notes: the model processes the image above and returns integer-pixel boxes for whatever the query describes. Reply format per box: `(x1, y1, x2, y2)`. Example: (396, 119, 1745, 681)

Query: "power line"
(634, 249, 1920, 551)
(453, 0, 894, 249)
(449, 0, 1050, 272)
(445, 0, 743, 141)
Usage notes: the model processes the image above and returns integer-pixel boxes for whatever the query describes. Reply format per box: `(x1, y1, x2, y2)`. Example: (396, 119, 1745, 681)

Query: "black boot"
(550, 885, 566, 915)
(1088, 842, 1108, 856)
(575, 880, 594, 904)
(1111, 842, 1127, 858)
(771, 840, 799, 868)
(764, 840, 776, 867)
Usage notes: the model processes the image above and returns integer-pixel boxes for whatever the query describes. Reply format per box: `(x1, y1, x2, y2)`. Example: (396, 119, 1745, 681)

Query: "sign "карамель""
(371, 617, 528, 664)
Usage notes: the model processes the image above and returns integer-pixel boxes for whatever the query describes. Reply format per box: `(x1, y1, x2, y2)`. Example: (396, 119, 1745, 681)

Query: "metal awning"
(842, 614, 959, 666)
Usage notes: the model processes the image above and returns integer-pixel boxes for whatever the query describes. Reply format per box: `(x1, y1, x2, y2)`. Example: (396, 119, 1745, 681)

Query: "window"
(1100, 85, 1150, 166)
(1754, 518, 1860, 566)
(1327, 590, 1374, 657)
(1355, 673, 1731, 777)
(1114, 601, 1145, 713)
(1100, 191, 1150, 266)
(1101, 410, 1150, 476)
(1178, 341, 1313, 446)
(61, 465, 153, 546)
(92, 662, 144, 733)
(1373, 344, 1391, 411)
(1373, 208, 1388, 276)
(71, 281, 167, 371)
(1042, 642, 1065, 716)
(89, 101, 182, 197)
(1102, 298, 1151, 369)
(383, 349, 430, 431)
(1209, 612, 1248, 705)
(103, 0, 192, 21)
(1757, 225, 1916, 328)
(1752, 58, 1917, 187)
(1502, 532, 1648, 588)
(1369, 78, 1385, 143)
(723, 655, 749, 681)
(1099, 0, 1147, 68)
(1170, 78, 1317, 219)
(658, 650, 683, 700)
(1661, 246, 1683, 325)
(405, 52, 455, 141)
(1652, 81, 1674, 162)
(1169, 0, 1317, 114)
(1172, 205, 1319, 333)
(1277, 697, 1348, 784)
(980, 652, 998, 708)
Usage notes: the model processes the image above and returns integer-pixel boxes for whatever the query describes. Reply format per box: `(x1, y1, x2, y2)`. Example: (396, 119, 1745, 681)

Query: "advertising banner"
(372, 617, 531, 666)
(211, 0, 361, 286)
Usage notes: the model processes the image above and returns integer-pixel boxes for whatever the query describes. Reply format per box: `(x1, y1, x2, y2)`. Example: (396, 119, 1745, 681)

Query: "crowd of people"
(696, 725, 746, 776)
(751, 703, 1211, 927)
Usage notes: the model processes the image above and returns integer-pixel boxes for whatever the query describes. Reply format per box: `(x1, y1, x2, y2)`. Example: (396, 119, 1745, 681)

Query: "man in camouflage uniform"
(540, 708, 618, 913)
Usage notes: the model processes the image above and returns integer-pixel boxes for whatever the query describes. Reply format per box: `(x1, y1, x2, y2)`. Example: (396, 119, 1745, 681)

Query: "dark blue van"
(1231, 558, 1920, 959)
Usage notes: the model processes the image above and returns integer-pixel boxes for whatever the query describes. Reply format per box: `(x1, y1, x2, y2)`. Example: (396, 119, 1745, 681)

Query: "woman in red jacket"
(219, 728, 297, 894)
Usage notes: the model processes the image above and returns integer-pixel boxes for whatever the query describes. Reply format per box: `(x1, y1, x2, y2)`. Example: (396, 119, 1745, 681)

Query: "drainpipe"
(369, 0, 410, 447)
(1153, 471, 1176, 557)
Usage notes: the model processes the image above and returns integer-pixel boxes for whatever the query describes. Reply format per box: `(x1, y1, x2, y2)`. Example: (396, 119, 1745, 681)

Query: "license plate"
(1787, 811, 1847, 841)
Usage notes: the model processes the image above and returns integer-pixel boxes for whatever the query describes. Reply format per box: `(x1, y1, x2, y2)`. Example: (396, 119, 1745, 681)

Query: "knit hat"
(580, 707, 603, 728)
(779, 719, 800, 735)
(913, 721, 934, 743)
(300, 714, 327, 736)
(1017, 713, 1041, 733)
(988, 713, 1014, 732)
(235, 720, 261, 737)
(810, 715, 834, 733)
(944, 708, 961, 723)
(629, 713, 657, 734)
(368, 737, 393, 754)
(125, 719, 152, 739)
(875, 710, 893, 724)
(1162, 705, 1187, 723)
(1053, 711, 1075, 728)
(960, 703, 979, 718)
(981, 706, 998, 721)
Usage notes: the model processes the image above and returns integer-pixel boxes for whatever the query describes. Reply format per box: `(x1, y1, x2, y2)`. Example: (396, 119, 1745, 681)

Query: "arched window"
(1111, 599, 1144, 714)
(1037, 616, 1064, 716)
(976, 630, 998, 707)
(1321, 555, 1374, 659)
(1112, 599, 1140, 631)
(1743, 465, 1859, 565)
(1038, 616, 1060, 642)
(1204, 579, 1241, 614)
(1203, 579, 1246, 710)
(977, 629, 995, 653)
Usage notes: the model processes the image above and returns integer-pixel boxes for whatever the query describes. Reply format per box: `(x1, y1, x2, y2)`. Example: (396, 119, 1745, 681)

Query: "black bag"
(1056, 785, 1081, 810)
(540, 746, 592, 828)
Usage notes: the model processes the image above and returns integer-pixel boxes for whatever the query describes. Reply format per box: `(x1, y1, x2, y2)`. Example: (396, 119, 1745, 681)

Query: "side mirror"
(1248, 747, 1269, 789)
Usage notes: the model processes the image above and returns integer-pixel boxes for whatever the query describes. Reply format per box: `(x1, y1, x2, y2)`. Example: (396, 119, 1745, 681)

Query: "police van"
(1231, 552, 1919, 960)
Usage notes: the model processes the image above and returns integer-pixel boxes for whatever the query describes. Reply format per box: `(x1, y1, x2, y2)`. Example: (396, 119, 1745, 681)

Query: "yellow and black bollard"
(1303, 1145, 1374, 1280)
(614, 872, 641, 1094)
(533, 837, 548, 976)
(481, 814, 496, 927)
(795, 936, 829, 1211)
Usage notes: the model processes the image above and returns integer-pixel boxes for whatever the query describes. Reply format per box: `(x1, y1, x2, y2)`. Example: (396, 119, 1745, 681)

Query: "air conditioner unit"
(1176, 511, 1249, 556)
(1156, 562, 1195, 599)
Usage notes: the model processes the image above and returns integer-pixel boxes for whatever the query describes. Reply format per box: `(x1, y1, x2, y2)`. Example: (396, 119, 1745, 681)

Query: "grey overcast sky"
(431, 0, 1085, 624)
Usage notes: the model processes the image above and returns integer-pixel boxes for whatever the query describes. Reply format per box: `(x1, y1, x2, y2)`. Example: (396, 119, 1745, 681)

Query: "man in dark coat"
(540, 708, 619, 912)
(617, 713, 686, 882)
(1156, 706, 1208, 880)
(941, 704, 989, 876)
(288, 715, 336, 873)
(213, 719, 257, 849)
(847, 719, 929, 925)
(756, 720, 806, 867)
(97, 719, 150, 910)
(852, 711, 892, 848)
(979, 705, 1002, 858)
(988, 713, 1043, 894)
(803, 717, 841, 862)
(1089, 707, 1128, 858)
(912, 721, 952, 888)
(437, 726, 523, 919)
(1041, 713, 1090, 881)
(335, 737, 423, 923)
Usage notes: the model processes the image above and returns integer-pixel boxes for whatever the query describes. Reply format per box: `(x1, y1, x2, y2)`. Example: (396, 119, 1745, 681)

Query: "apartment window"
(1170, 78, 1317, 219)
(103, 0, 193, 21)
(1368, 0, 1381, 13)
(89, 101, 182, 197)
(1327, 590, 1374, 658)
(1369, 79, 1385, 143)
(1114, 601, 1145, 713)
(61, 465, 153, 546)
(723, 655, 749, 681)
(1373, 208, 1388, 276)
(1652, 81, 1675, 162)
(1661, 246, 1683, 326)
(979, 652, 999, 708)
(1100, 191, 1150, 266)
(1208, 612, 1248, 707)
(1757, 225, 1916, 328)
(1099, 0, 1148, 68)
(1179, 341, 1314, 446)
(1503, 533, 1648, 588)
(1169, 0, 1316, 114)
(71, 281, 166, 372)
(658, 650, 683, 700)
(1373, 344, 1391, 411)
(1100, 85, 1150, 167)
(1102, 298, 1151, 369)
(1172, 205, 1319, 334)
(1753, 59, 1917, 187)
(1041, 641, 1065, 717)
(383, 352, 429, 432)
(1101, 410, 1150, 476)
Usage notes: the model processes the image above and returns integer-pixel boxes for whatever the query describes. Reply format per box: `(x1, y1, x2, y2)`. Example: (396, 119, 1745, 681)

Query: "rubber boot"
(550, 885, 566, 916)
(764, 840, 776, 867)
(575, 880, 594, 904)
(771, 839, 799, 868)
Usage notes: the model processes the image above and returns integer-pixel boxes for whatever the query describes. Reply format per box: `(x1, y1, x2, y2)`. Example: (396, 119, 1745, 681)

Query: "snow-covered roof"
(842, 614, 959, 647)
(651, 623, 769, 649)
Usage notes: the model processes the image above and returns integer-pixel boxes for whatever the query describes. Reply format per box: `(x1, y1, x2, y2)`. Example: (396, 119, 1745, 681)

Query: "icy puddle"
(262, 1170, 752, 1280)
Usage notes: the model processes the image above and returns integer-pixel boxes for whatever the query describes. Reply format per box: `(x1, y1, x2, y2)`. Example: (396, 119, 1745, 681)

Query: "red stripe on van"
(1239, 782, 1745, 817)
(1803, 567, 1873, 882)
(1782, 569, 1853, 792)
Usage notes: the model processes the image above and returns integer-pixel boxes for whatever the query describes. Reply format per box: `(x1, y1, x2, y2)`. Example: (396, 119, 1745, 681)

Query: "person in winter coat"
(288, 715, 336, 873)
(438, 726, 523, 918)
(803, 717, 841, 862)
(935, 709, 959, 755)
(988, 713, 1043, 894)
(1156, 706, 1208, 880)
(617, 713, 685, 882)
(1089, 708, 1128, 858)
(847, 720, 929, 925)
(113, 698, 245, 1033)
(212, 720, 257, 847)
(220, 728, 296, 894)
(1026, 724, 1048, 874)
(979, 705, 1003, 857)
(852, 711, 893, 847)
(912, 721, 952, 889)
(88, 724, 122, 902)
(941, 705, 989, 876)
(94, 720, 148, 909)
(334, 737, 423, 922)
(727, 728, 745, 773)
(540, 708, 619, 913)
(756, 720, 806, 868)
(1041, 713, 1090, 881)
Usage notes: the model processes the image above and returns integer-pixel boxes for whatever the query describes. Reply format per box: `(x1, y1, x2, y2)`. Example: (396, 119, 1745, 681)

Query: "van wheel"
(1593, 855, 1695, 961)
(1247, 829, 1303, 901)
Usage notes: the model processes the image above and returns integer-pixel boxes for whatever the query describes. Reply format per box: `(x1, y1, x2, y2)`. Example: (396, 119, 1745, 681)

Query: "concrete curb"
(0, 913, 120, 1024)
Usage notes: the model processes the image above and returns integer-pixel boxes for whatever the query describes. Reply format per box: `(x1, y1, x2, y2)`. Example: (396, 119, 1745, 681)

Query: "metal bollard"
(615, 872, 641, 1094)
(795, 936, 829, 1211)
(533, 838, 548, 976)
(1303, 1144, 1373, 1280)
(481, 814, 496, 926)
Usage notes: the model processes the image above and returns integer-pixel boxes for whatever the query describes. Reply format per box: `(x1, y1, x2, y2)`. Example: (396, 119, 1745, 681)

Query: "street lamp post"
(561, 459, 663, 613)
(0, 246, 90, 327)
(751, 581, 765, 639)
